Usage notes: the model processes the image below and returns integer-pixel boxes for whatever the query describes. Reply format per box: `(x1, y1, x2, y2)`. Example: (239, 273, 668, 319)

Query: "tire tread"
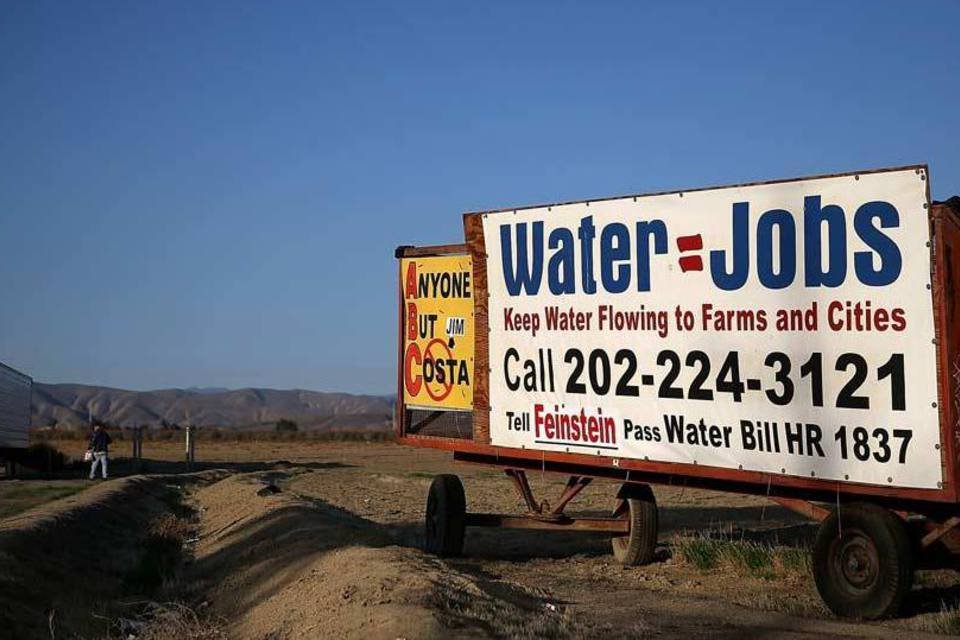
(425, 474, 466, 557)
(813, 502, 913, 620)
(612, 483, 658, 566)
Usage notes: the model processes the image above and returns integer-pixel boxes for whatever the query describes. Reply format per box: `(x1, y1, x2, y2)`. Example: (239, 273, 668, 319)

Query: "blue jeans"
(89, 452, 108, 479)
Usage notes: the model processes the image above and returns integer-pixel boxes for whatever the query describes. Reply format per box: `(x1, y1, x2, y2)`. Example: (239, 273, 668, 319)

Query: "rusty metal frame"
(770, 497, 832, 522)
(553, 475, 593, 515)
(463, 513, 629, 533)
(461, 468, 622, 533)
(506, 468, 540, 513)
(503, 469, 593, 519)
(920, 516, 960, 549)
(395, 167, 960, 522)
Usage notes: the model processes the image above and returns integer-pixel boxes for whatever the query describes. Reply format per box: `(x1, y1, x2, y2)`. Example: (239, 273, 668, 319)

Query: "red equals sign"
(676, 234, 703, 272)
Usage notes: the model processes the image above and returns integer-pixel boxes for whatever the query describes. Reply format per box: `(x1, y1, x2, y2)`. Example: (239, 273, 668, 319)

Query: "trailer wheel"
(611, 483, 658, 566)
(813, 502, 913, 620)
(424, 474, 466, 557)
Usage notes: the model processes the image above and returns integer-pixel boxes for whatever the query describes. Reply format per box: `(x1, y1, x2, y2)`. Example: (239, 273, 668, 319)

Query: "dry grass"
(431, 576, 580, 639)
(105, 602, 226, 640)
(148, 513, 194, 544)
(95, 514, 221, 638)
(918, 602, 960, 636)
(0, 481, 88, 519)
(672, 532, 811, 579)
(126, 514, 197, 594)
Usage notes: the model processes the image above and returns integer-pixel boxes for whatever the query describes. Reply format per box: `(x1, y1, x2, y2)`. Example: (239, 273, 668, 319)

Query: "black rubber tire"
(813, 502, 914, 620)
(424, 474, 466, 557)
(611, 483, 658, 566)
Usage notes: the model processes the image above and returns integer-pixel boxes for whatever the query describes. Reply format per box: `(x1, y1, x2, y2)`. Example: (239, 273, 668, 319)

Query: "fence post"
(185, 425, 195, 468)
(132, 426, 143, 471)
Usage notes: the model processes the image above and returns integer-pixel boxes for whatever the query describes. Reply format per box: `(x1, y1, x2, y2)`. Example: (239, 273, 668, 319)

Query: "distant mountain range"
(31, 383, 393, 431)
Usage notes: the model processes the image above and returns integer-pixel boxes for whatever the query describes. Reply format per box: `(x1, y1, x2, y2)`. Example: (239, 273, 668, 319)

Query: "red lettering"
(403, 342, 422, 396)
(405, 262, 417, 299)
(891, 307, 906, 331)
(406, 302, 418, 341)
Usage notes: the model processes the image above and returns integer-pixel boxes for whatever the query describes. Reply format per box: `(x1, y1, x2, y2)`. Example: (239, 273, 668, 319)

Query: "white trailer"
(0, 362, 32, 453)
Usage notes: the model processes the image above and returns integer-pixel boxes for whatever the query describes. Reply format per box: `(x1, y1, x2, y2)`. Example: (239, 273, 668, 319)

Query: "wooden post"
(138, 426, 145, 472)
(185, 425, 195, 468)
(131, 426, 142, 465)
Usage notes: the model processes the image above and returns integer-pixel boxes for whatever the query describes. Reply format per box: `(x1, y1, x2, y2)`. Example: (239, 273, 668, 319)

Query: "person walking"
(87, 423, 112, 480)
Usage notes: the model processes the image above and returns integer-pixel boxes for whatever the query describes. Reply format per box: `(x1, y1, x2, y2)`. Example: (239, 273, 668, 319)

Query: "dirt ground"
(4, 439, 960, 638)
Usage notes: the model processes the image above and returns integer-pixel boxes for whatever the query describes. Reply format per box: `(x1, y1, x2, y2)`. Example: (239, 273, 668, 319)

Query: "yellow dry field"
(138, 441, 960, 636)
(3, 438, 959, 639)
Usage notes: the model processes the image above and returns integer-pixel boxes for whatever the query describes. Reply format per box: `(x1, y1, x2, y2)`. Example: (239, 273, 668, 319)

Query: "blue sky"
(1, 1, 958, 394)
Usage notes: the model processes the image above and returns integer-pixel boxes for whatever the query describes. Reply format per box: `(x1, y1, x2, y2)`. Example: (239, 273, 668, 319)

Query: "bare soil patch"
(187, 471, 579, 639)
(0, 472, 217, 638)
(6, 440, 960, 638)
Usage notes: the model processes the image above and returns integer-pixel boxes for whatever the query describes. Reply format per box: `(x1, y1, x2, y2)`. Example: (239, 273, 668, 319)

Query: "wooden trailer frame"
(395, 166, 960, 617)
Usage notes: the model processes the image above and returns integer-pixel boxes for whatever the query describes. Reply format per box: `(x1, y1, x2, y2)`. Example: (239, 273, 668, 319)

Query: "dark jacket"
(89, 430, 112, 453)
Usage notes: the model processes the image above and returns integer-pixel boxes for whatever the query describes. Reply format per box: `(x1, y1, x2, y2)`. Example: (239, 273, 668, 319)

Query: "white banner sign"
(482, 168, 940, 489)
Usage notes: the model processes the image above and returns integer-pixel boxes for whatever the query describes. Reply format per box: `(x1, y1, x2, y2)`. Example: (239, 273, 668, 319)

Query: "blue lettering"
(577, 216, 597, 294)
(854, 201, 901, 286)
(710, 202, 750, 291)
(600, 223, 631, 293)
(500, 222, 544, 296)
(804, 196, 846, 288)
(548, 228, 576, 294)
(756, 209, 795, 289)
(635, 220, 667, 292)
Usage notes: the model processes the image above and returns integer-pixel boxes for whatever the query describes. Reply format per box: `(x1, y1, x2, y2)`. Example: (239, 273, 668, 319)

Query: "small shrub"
(115, 602, 226, 640)
(70, 424, 88, 439)
(149, 513, 193, 545)
(921, 602, 960, 636)
(718, 540, 774, 576)
(127, 515, 193, 593)
(275, 418, 299, 433)
(774, 546, 812, 574)
(674, 534, 722, 570)
(13, 442, 69, 471)
(673, 532, 806, 578)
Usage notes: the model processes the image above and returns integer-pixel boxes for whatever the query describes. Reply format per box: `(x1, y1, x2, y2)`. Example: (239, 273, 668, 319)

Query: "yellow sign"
(401, 255, 474, 410)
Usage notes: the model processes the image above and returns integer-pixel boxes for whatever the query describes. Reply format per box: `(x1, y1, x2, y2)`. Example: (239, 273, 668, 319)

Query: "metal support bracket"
(921, 515, 960, 549)
(504, 469, 593, 522)
(463, 470, 620, 533)
(769, 497, 831, 522)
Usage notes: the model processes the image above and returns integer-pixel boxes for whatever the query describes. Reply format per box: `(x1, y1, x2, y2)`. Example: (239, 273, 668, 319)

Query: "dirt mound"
(0, 472, 222, 639)
(190, 473, 575, 639)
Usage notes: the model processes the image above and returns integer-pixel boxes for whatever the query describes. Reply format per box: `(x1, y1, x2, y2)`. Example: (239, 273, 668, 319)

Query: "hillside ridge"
(31, 382, 392, 430)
